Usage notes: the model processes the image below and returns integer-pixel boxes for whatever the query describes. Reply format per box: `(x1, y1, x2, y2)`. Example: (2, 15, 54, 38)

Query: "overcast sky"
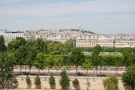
(0, 0, 135, 34)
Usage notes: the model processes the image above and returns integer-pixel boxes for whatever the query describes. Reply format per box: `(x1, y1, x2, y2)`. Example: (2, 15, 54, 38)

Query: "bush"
(26, 75, 31, 88)
(13, 78, 19, 88)
(34, 75, 41, 89)
(122, 65, 135, 90)
(103, 75, 118, 90)
(86, 78, 90, 90)
(59, 70, 70, 89)
(72, 79, 79, 85)
(49, 73, 56, 89)
(72, 79, 80, 90)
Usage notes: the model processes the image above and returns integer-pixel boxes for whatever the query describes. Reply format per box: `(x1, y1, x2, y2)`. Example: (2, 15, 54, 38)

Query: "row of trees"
(1, 35, 135, 89)
(78, 47, 125, 52)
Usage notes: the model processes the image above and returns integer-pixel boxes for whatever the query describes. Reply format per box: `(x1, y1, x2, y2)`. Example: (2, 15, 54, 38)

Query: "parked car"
(22, 71, 29, 75)
(77, 72, 83, 76)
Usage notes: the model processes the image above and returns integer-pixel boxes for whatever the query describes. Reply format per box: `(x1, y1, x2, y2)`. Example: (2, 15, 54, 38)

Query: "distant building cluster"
(0, 26, 135, 48)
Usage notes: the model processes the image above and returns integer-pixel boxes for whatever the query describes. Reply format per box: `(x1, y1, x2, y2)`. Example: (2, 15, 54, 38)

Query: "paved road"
(13, 69, 125, 77)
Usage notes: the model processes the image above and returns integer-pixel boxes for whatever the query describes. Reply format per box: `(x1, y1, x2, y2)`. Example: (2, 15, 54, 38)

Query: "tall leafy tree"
(8, 37, 26, 51)
(0, 52, 14, 89)
(83, 59, 93, 76)
(46, 55, 54, 76)
(122, 48, 135, 68)
(14, 46, 27, 74)
(91, 45, 101, 75)
(0, 35, 6, 52)
(64, 40, 74, 52)
(34, 38, 44, 52)
(70, 48, 85, 76)
(26, 47, 37, 74)
(122, 65, 135, 90)
(35, 53, 46, 74)
(54, 56, 63, 76)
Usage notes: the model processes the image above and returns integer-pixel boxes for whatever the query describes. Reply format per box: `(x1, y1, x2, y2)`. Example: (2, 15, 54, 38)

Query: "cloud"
(0, 0, 135, 33)
(0, 0, 135, 18)
(0, 0, 26, 4)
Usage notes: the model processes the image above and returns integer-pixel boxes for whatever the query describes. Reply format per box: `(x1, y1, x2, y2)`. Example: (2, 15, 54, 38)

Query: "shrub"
(49, 73, 56, 89)
(72, 79, 80, 90)
(122, 65, 135, 90)
(86, 78, 90, 90)
(72, 79, 79, 85)
(34, 75, 41, 89)
(103, 75, 118, 90)
(59, 70, 70, 89)
(26, 75, 31, 88)
(13, 78, 19, 88)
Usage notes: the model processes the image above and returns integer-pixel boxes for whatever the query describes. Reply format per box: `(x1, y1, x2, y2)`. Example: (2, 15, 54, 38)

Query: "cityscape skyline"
(0, 0, 135, 34)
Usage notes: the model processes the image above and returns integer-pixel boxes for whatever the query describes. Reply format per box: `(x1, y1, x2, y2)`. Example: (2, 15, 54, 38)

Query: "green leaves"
(122, 65, 135, 87)
(103, 75, 118, 90)
(70, 48, 85, 66)
(0, 35, 6, 52)
(83, 59, 93, 70)
(49, 73, 55, 85)
(35, 53, 45, 70)
(59, 70, 70, 89)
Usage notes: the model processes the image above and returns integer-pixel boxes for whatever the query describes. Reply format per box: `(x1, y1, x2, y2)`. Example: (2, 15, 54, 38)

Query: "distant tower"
(76, 24, 82, 31)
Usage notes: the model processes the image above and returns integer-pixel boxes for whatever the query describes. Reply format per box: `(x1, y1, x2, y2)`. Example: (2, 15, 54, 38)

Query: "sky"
(0, 0, 135, 34)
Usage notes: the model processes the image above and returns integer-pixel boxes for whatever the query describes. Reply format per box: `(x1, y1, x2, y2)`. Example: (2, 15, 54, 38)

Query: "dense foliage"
(49, 73, 55, 89)
(59, 70, 70, 89)
(122, 65, 135, 90)
(103, 75, 118, 90)
(34, 75, 41, 89)
(26, 75, 31, 88)
(78, 47, 124, 52)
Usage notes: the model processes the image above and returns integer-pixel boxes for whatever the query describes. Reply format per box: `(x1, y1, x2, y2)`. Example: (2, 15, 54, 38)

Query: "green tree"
(103, 75, 118, 90)
(34, 75, 41, 89)
(91, 45, 101, 75)
(59, 70, 70, 89)
(34, 38, 44, 52)
(0, 52, 14, 89)
(26, 75, 31, 88)
(122, 48, 135, 68)
(70, 48, 85, 76)
(64, 40, 74, 52)
(35, 53, 46, 74)
(8, 37, 26, 51)
(83, 59, 93, 76)
(46, 55, 54, 76)
(54, 55, 63, 76)
(14, 46, 27, 74)
(122, 65, 135, 90)
(0, 35, 6, 52)
(49, 73, 56, 89)
(26, 47, 37, 74)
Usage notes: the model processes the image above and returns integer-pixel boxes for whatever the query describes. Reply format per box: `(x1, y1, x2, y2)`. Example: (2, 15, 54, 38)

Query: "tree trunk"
(87, 69, 88, 76)
(94, 67, 95, 77)
(100, 66, 102, 74)
(96, 66, 98, 76)
(57, 68, 59, 76)
(131, 84, 134, 90)
(29, 67, 31, 75)
(20, 65, 22, 75)
(25, 65, 26, 72)
(38, 69, 40, 75)
(48, 67, 50, 76)
(76, 66, 78, 76)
